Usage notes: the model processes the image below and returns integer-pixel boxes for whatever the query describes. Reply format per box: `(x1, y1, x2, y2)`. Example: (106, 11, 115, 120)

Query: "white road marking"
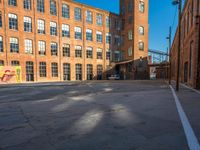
(170, 85, 200, 150)
(180, 83, 200, 95)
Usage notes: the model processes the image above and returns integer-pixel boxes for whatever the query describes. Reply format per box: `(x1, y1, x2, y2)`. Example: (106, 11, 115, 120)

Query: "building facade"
(171, 0, 200, 89)
(0, 0, 148, 82)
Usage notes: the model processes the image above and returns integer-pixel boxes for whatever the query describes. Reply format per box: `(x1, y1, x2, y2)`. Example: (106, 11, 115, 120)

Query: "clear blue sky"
(75, 0, 179, 53)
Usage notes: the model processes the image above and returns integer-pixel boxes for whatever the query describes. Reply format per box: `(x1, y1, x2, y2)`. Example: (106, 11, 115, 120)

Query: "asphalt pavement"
(0, 80, 199, 150)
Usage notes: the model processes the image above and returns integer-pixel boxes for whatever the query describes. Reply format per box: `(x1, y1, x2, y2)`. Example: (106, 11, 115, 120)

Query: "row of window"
(0, 37, 111, 59)
(0, 60, 103, 81)
(0, 14, 124, 42)
(5, 0, 117, 28)
(0, 36, 144, 57)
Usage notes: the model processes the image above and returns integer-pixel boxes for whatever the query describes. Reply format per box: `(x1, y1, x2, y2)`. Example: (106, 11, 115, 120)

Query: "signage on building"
(0, 66, 22, 84)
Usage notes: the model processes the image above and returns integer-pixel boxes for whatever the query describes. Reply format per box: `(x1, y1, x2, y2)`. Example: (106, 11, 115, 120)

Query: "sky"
(75, 0, 179, 53)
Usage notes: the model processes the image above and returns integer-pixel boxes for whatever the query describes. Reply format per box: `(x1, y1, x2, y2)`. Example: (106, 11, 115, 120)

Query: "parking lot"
(0, 80, 200, 150)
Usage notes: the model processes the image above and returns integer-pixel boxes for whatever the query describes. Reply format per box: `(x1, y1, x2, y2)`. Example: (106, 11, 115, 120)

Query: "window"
(37, 0, 44, 12)
(50, 0, 57, 16)
(62, 4, 69, 18)
(128, 30, 133, 40)
(87, 64, 93, 80)
(51, 42, 57, 56)
(75, 46, 82, 58)
(128, 0, 133, 12)
(0, 12, 2, 28)
(121, 4, 125, 15)
(0, 60, 4, 66)
(106, 16, 111, 28)
(97, 65, 103, 80)
(115, 19, 121, 30)
(128, 16, 133, 24)
(63, 44, 70, 57)
(50, 22, 57, 36)
(11, 60, 20, 66)
(38, 41, 46, 55)
(114, 51, 121, 62)
(26, 61, 34, 81)
(96, 14, 102, 26)
(62, 24, 70, 37)
(25, 39, 33, 54)
(106, 49, 110, 60)
(86, 10, 92, 23)
(96, 31, 102, 43)
(139, 1, 145, 13)
(63, 63, 70, 80)
(39, 62, 46, 77)
(74, 27, 82, 40)
(38, 19, 45, 34)
(24, 17, 32, 32)
(86, 29, 92, 41)
(139, 26, 144, 35)
(51, 62, 58, 77)
(0, 36, 3, 52)
(139, 41, 144, 51)
(86, 47, 93, 58)
(74, 7, 81, 21)
(106, 33, 111, 44)
(24, 0, 31, 10)
(9, 13, 18, 30)
(75, 64, 82, 80)
(8, 0, 17, 6)
(10, 38, 19, 53)
(114, 35, 121, 46)
(128, 47, 132, 56)
(97, 48, 102, 59)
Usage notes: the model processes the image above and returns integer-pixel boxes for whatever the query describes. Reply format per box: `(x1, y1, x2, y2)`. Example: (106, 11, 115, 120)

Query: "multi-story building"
(171, 0, 200, 89)
(0, 0, 149, 82)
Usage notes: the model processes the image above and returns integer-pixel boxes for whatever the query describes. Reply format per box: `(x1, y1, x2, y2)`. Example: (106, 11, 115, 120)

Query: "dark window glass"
(75, 46, 82, 58)
(39, 62, 46, 77)
(11, 60, 20, 66)
(87, 64, 93, 80)
(24, 0, 31, 10)
(24, 17, 32, 32)
(51, 63, 58, 77)
(63, 44, 70, 57)
(8, 0, 17, 6)
(86, 47, 93, 58)
(37, 0, 44, 12)
(97, 65, 103, 80)
(0, 60, 4, 66)
(0, 36, 3, 52)
(9, 14, 18, 30)
(50, 0, 57, 15)
(62, 4, 69, 18)
(63, 63, 70, 80)
(50, 22, 57, 36)
(26, 61, 34, 81)
(74, 7, 81, 21)
(0, 13, 2, 27)
(10, 38, 19, 53)
(51, 42, 57, 56)
(75, 64, 82, 80)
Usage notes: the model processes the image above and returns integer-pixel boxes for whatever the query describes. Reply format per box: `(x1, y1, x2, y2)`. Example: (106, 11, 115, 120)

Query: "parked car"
(108, 74, 120, 80)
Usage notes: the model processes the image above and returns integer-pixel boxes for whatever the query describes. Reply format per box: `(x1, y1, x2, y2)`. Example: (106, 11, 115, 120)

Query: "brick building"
(0, 0, 149, 82)
(171, 0, 200, 89)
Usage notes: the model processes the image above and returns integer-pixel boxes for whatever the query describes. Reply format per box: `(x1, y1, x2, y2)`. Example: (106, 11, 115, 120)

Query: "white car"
(108, 75, 120, 80)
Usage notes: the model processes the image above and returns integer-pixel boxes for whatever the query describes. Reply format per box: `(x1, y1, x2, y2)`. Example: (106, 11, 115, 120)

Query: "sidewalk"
(170, 82, 200, 146)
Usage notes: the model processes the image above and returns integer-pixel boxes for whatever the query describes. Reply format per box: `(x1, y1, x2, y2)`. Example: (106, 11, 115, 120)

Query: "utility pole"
(167, 26, 172, 84)
(172, 0, 182, 91)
